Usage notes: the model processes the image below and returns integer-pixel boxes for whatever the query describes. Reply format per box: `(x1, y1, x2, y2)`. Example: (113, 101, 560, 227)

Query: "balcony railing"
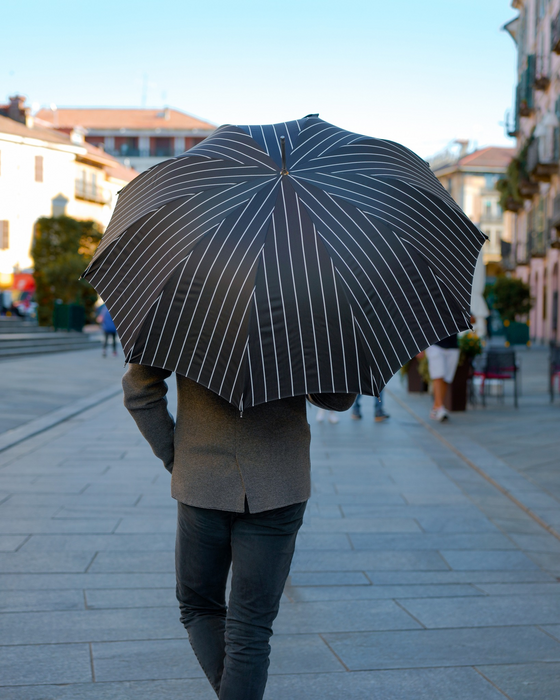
(75, 179, 109, 204)
(516, 239, 530, 265)
(528, 229, 548, 257)
(527, 139, 558, 181)
(480, 212, 503, 224)
(106, 148, 142, 158)
(552, 12, 560, 54)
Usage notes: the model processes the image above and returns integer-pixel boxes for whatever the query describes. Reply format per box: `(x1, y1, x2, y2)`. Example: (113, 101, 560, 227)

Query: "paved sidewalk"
(0, 352, 559, 698)
(0, 347, 124, 436)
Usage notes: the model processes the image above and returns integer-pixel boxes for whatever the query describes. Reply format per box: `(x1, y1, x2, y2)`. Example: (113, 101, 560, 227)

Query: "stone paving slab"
(476, 663, 560, 700)
(323, 625, 560, 670)
(398, 593, 560, 627)
(0, 642, 92, 686)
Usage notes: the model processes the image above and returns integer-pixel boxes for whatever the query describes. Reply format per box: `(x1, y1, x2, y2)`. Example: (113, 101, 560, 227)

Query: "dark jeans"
(175, 499, 307, 700)
(103, 331, 116, 352)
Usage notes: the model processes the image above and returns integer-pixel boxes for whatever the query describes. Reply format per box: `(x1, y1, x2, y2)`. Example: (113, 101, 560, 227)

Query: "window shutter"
(35, 155, 44, 182)
(0, 221, 9, 250)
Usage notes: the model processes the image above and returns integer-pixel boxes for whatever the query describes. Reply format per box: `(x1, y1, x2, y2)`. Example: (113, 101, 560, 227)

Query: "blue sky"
(2, 0, 518, 157)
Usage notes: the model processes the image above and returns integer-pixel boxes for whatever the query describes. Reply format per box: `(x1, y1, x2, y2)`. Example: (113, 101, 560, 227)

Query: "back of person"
(122, 362, 354, 699)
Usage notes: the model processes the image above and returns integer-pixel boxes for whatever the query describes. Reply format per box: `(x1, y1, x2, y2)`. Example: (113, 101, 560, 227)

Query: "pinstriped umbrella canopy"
(84, 115, 486, 410)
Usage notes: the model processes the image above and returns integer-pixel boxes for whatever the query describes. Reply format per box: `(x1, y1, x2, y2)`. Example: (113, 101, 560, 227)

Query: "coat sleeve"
(122, 364, 175, 473)
(307, 393, 357, 412)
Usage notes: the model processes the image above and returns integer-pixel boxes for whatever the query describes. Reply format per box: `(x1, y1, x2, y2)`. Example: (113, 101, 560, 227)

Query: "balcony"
(75, 179, 109, 205)
(516, 240, 530, 265)
(552, 12, 560, 54)
(106, 148, 141, 158)
(518, 179, 540, 198)
(534, 74, 551, 91)
(528, 229, 548, 257)
(527, 139, 558, 181)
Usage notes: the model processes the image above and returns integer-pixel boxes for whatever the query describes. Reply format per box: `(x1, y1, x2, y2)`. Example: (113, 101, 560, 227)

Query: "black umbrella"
(84, 116, 485, 409)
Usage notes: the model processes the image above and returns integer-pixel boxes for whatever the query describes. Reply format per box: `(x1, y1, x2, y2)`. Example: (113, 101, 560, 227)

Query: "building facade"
(430, 141, 515, 278)
(35, 107, 215, 173)
(501, 0, 560, 344)
(0, 97, 136, 284)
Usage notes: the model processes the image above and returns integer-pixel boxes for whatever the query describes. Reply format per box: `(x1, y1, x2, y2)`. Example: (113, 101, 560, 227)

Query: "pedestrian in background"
(96, 305, 117, 357)
(351, 391, 390, 422)
(420, 333, 460, 422)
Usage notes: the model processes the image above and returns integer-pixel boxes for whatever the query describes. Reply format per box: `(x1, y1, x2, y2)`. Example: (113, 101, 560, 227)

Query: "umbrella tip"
(280, 136, 288, 175)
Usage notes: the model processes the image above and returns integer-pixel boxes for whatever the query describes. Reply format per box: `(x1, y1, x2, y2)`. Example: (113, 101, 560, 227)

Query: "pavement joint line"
(386, 389, 560, 544)
(472, 667, 514, 700)
(0, 384, 123, 454)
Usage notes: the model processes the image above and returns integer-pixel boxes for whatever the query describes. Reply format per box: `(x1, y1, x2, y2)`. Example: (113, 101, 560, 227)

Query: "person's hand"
(416, 350, 425, 360)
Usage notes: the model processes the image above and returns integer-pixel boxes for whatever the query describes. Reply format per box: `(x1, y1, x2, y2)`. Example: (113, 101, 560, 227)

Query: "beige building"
(35, 107, 215, 173)
(0, 96, 136, 283)
(501, 0, 560, 344)
(430, 142, 515, 277)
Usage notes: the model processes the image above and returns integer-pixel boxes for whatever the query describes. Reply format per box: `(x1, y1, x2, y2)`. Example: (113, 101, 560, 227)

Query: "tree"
(492, 276, 533, 323)
(32, 216, 103, 326)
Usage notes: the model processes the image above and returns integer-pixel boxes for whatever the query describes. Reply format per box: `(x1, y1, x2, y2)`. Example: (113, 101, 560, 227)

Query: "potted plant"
(491, 277, 533, 346)
(401, 356, 429, 393)
(443, 332, 483, 412)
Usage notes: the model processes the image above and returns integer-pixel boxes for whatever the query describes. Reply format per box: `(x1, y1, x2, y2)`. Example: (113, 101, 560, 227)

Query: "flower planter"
(504, 320, 530, 346)
(444, 359, 471, 412)
(407, 357, 428, 393)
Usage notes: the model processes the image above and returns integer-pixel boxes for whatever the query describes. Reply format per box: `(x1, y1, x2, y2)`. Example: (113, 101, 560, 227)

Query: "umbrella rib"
(351, 316, 383, 394)
(138, 291, 164, 364)
(261, 254, 280, 401)
(429, 268, 462, 335)
(217, 284, 259, 395)
(329, 257, 349, 393)
(281, 182, 308, 394)
(272, 215, 295, 396)
(312, 223, 334, 391)
(219, 291, 256, 401)
(295, 198, 321, 393)
(150, 255, 193, 361)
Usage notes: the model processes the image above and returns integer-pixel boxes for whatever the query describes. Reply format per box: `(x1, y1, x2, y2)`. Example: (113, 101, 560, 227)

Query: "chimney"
(7, 95, 29, 125)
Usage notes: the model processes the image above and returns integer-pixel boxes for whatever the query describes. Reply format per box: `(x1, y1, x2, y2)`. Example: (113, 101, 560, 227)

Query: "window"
(0, 221, 9, 250)
(35, 155, 43, 182)
(150, 137, 173, 157)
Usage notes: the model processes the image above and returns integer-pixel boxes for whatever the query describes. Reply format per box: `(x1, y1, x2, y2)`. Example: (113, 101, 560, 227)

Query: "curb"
(0, 384, 123, 454)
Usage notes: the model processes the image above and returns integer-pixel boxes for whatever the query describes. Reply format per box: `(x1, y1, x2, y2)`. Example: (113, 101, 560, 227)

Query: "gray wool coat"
(122, 364, 356, 513)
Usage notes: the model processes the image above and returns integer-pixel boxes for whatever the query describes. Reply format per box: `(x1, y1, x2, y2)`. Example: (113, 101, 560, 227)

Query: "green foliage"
(496, 142, 529, 211)
(458, 331, 483, 365)
(492, 276, 533, 323)
(32, 216, 103, 326)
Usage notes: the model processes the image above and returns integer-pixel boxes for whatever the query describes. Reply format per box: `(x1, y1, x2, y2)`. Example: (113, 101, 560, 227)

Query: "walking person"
(96, 305, 117, 357)
(123, 366, 355, 699)
(351, 391, 390, 422)
(421, 333, 460, 422)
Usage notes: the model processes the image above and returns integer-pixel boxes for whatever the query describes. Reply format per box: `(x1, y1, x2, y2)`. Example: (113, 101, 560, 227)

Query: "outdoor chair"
(550, 345, 560, 403)
(475, 349, 519, 408)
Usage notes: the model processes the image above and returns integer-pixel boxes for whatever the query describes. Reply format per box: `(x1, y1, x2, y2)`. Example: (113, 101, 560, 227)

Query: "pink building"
(502, 0, 560, 344)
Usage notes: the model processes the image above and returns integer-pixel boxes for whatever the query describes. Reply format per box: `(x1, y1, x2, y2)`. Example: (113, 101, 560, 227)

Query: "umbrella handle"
(280, 136, 288, 175)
